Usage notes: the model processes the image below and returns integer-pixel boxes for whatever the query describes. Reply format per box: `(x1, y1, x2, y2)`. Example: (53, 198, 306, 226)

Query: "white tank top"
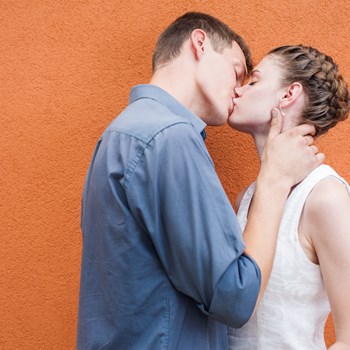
(228, 165, 350, 350)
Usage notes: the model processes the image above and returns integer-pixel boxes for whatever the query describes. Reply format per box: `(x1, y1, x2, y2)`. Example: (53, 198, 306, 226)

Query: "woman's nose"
(234, 87, 242, 98)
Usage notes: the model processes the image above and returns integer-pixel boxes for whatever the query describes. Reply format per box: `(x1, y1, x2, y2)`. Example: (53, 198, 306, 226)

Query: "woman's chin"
(227, 113, 242, 129)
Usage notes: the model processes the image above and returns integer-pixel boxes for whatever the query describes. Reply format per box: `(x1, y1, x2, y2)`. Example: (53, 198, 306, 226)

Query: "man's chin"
(228, 105, 234, 116)
(227, 111, 235, 125)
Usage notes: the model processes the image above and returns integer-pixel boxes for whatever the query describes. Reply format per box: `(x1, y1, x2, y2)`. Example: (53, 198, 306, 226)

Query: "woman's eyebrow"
(251, 69, 261, 76)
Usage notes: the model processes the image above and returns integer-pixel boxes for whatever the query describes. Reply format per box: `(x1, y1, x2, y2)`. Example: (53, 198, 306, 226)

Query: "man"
(77, 12, 323, 349)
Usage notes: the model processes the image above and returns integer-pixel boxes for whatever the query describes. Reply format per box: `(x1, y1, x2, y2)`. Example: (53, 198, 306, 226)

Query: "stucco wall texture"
(1, 0, 349, 348)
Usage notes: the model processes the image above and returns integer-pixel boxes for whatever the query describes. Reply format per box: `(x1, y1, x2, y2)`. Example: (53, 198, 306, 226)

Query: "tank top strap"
(236, 182, 256, 231)
(279, 164, 349, 237)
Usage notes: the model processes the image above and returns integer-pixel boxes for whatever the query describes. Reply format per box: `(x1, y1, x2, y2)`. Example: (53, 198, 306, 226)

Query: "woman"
(227, 45, 350, 349)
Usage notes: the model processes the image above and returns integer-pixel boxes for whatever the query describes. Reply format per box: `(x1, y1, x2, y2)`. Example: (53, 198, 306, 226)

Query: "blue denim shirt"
(77, 85, 261, 349)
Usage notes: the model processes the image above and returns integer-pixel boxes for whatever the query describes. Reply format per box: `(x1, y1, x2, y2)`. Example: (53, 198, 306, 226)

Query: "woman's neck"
(253, 112, 299, 160)
(253, 133, 268, 160)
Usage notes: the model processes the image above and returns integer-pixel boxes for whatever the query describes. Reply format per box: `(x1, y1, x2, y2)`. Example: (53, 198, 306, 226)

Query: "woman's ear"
(190, 29, 207, 61)
(280, 82, 303, 109)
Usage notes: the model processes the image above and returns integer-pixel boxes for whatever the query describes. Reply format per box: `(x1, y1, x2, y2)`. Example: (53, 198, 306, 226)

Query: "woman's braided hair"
(269, 45, 350, 137)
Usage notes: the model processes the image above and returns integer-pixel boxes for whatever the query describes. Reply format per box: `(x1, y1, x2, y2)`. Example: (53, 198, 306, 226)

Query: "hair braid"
(269, 45, 350, 136)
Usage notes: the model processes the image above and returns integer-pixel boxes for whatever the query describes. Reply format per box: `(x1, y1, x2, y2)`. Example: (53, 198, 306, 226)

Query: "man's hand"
(243, 108, 325, 309)
(260, 108, 325, 189)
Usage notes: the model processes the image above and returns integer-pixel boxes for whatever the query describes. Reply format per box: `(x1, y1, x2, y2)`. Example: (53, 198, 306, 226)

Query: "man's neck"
(150, 59, 201, 116)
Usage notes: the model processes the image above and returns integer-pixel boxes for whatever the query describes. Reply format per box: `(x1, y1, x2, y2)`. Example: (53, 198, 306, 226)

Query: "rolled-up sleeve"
(124, 122, 261, 328)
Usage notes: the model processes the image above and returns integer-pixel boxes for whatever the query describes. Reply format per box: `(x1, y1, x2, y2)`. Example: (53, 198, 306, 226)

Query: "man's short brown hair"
(152, 12, 252, 73)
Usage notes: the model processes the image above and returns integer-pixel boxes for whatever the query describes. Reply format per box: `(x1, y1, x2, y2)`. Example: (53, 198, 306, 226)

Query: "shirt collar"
(129, 84, 207, 139)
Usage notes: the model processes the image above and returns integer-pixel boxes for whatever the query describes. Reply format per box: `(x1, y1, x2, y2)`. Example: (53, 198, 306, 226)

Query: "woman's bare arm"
(301, 178, 350, 349)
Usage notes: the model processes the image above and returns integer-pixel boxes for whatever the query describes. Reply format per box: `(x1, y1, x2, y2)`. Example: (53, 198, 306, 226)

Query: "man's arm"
(125, 122, 260, 328)
(243, 109, 324, 306)
(125, 109, 323, 326)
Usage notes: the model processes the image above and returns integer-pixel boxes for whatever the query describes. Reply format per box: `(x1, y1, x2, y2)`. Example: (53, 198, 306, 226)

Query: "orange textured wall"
(1, 1, 349, 348)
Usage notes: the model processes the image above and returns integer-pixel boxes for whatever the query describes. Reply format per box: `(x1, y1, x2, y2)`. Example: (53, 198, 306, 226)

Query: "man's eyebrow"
(238, 65, 248, 83)
(241, 65, 248, 80)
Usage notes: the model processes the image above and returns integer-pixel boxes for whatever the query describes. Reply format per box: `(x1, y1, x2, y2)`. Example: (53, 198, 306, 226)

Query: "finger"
(304, 135, 314, 146)
(310, 145, 318, 154)
(315, 152, 325, 164)
(309, 146, 325, 166)
(292, 123, 316, 136)
(267, 108, 283, 140)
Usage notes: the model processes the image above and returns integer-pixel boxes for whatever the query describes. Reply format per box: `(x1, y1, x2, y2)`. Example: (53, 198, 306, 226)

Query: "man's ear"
(190, 29, 207, 61)
(280, 82, 303, 109)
